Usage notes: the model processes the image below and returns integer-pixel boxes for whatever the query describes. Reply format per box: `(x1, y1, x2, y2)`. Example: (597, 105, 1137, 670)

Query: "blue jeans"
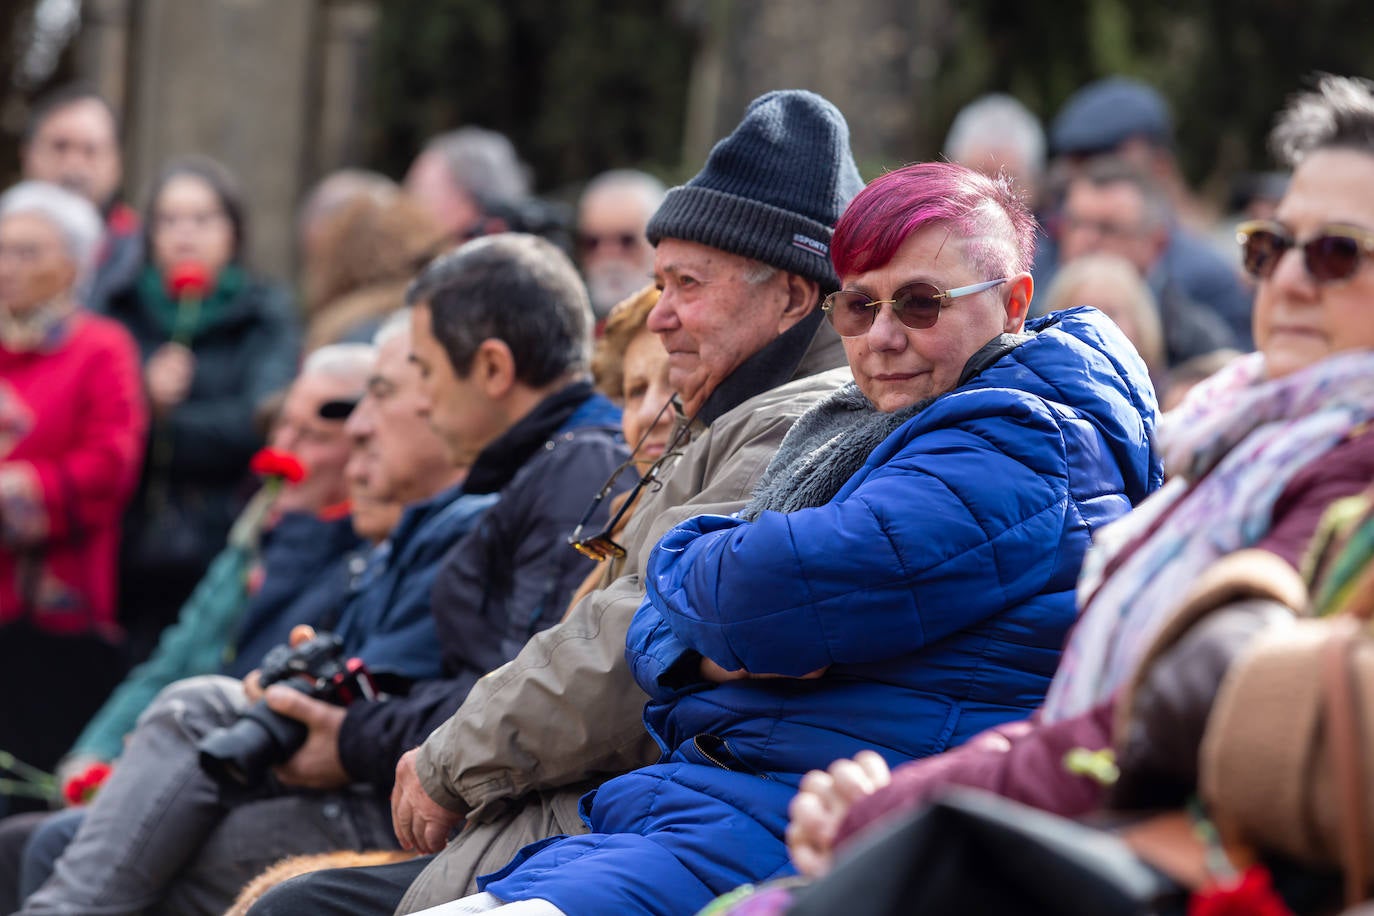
(18, 676, 395, 915)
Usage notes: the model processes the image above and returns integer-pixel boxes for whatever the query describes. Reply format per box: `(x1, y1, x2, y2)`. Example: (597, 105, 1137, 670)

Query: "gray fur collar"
(741, 381, 931, 520)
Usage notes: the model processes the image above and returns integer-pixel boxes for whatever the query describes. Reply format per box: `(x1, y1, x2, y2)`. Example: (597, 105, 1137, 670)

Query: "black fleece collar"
(697, 309, 826, 427)
(463, 380, 597, 495)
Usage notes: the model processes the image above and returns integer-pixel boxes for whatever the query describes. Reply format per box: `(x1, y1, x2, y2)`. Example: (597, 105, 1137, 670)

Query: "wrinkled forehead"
(284, 373, 362, 427)
(33, 99, 119, 146)
(580, 186, 654, 229)
(1065, 179, 1145, 219)
(0, 210, 67, 247)
(1277, 148, 1374, 229)
(653, 237, 753, 277)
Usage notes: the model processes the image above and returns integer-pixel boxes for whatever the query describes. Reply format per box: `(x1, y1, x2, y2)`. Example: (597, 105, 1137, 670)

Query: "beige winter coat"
(401, 327, 848, 911)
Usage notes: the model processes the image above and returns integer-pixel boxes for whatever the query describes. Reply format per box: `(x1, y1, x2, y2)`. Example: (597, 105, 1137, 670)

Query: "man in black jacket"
(17, 234, 629, 916)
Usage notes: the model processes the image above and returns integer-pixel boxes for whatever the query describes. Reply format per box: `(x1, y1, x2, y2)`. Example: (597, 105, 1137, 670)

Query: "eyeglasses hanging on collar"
(568, 395, 694, 562)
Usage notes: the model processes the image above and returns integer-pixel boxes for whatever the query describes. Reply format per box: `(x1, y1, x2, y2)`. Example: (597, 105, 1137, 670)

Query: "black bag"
(786, 789, 1188, 916)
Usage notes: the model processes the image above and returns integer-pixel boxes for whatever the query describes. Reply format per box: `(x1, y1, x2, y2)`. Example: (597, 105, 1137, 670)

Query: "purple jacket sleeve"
(1257, 426, 1374, 568)
(835, 702, 1115, 849)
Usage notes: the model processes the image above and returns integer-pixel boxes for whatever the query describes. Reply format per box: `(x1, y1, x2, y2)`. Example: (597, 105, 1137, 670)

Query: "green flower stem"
(0, 750, 56, 788)
(0, 780, 54, 802)
(0, 778, 55, 799)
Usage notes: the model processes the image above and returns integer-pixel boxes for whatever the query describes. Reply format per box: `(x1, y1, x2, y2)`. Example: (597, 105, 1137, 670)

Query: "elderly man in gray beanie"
(244, 89, 862, 916)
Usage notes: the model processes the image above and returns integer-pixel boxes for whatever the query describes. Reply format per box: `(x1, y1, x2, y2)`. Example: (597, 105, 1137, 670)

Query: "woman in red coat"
(0, 180, 147, 781)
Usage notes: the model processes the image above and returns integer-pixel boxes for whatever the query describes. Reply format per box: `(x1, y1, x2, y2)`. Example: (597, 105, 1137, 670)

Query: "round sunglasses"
(821, 277, 1008, 338)
(1236, 219, 1374, 284)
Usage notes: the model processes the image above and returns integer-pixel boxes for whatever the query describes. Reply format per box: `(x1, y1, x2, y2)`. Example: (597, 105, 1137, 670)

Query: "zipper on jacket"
(693, 734, 772, 781)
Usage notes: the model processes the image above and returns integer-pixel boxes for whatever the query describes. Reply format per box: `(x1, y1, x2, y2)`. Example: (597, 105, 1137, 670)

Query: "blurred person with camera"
(403, 129, 572, 253)
(0, 180, 146, 800)
(17, 234, 626, 915)
(225, 284, 673, 915)
(108, 156, 301, 666)
(19, 84, 141, 314)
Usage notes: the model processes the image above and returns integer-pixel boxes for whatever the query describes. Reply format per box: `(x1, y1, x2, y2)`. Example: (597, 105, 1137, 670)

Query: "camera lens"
(197, 699, 309, 789)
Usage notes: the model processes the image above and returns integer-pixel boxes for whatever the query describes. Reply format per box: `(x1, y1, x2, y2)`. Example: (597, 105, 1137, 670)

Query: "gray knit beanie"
(647, 89, 864, 290)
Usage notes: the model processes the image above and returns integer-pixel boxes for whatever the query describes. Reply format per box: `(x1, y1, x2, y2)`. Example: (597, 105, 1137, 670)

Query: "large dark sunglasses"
(821, 277, 1007, 338)
(577, 232, 641, 255)
(1237, 219, 1374, 284)
(568, 396, 692, 562)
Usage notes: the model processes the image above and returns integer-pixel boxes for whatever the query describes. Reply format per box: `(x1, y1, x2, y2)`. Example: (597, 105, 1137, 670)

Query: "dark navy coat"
(333, 483, 499, 680)
(337, 386, 629, 787)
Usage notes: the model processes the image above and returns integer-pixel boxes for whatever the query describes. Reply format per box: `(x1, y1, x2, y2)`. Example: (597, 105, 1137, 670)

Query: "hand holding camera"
(197, 630, 375, 789)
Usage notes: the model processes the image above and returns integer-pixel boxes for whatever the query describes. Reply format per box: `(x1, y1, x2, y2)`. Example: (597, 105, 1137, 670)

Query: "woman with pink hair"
(436, 161, 1160, 915)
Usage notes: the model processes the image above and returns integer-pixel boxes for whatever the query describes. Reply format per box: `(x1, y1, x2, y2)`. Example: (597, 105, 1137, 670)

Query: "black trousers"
(246, 855, 434, 916)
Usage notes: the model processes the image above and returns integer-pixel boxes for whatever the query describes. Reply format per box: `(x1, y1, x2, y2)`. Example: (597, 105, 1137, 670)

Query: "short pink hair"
(831, 161, 1036, 282)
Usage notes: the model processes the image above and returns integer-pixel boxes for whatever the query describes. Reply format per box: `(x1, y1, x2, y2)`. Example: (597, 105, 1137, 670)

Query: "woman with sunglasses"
(456, 162, 1160, 915)
(786, 75, 1374, 887)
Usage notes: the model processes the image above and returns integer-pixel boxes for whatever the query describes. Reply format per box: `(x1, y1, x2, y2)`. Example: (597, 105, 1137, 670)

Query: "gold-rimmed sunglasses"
(568, 395, 694, 561)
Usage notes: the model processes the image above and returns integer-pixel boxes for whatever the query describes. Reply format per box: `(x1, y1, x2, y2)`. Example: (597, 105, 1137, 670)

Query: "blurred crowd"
(0, 66, 1369, 916)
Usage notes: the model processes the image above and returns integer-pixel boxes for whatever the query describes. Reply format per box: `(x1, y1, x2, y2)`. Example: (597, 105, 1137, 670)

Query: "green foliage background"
(930, 0, 1374, 192)
(2, 1, 1372, 199)
(368, 0, 697, 196)
(364, 0, 1374, 198)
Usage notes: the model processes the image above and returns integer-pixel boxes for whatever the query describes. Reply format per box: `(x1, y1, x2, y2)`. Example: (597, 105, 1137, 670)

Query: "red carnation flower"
(249, 448, 307, 484)
(165, 261, 212, 300)
(1189, 865, 1293, 916)
(62, 761, 114, 807)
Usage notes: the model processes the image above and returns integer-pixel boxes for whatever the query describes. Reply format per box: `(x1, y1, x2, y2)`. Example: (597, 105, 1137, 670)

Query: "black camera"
(197, 632, 375, 789)
(475, 196, 574, 257)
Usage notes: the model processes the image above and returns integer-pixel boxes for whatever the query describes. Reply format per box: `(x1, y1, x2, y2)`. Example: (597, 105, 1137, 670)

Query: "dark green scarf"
(137, 264, 245, 344)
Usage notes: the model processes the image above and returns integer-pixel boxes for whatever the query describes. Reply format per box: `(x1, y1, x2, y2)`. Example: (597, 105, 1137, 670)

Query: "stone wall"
(682, 0, 952, 175)
(77, 0, 378, 283)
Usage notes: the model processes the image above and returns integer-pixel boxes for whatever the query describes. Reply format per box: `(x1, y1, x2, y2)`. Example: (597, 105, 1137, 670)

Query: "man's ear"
(779, 272, 820, 331)
(1003, 273, 1034, 333)
(471, 338, 517, 400)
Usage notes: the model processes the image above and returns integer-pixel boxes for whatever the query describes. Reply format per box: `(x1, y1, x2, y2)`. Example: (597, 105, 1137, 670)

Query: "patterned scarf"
(0, 296, 75, 353)
(1042, 349, 1374, 722)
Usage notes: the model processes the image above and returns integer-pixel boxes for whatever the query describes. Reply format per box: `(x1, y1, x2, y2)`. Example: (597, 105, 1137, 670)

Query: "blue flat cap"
(1050, 76, 1173, 155)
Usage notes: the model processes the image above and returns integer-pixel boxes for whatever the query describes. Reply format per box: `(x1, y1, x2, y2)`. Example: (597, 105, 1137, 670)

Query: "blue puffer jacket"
(628, 308, 1163, 784)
